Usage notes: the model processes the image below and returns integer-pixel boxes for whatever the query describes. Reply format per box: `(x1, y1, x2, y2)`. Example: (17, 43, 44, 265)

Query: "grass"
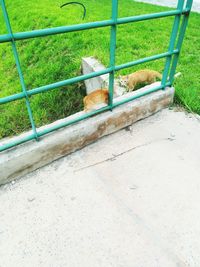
(0, 0, 199, 138)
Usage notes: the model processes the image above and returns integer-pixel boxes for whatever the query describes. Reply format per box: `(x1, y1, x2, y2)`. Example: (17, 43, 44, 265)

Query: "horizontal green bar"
(115, 50, 179, 71)
(0, 82, 170, 152)
(117, 9, 186, 25)
(0, 105, 110, 152)
(29, 67, 113, 96)
(0, 133, 36, 152)
(0, 20, 112, 43)
(0, 92, 25, 104)
(0, 9, 189, 44)
(113, 82, 171, 107)
(0, 50, 178, 105)
(0, 68, 113, 104)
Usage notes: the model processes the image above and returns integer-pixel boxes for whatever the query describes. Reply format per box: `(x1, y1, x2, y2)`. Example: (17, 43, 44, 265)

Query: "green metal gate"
(0, 0, 193, 152)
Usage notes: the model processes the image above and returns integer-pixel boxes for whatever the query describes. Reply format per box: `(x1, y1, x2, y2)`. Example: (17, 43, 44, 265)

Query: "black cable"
(60, 2, 86, 20)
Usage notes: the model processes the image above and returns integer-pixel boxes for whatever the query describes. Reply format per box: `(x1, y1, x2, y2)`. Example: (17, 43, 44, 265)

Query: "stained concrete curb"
(0, 84, 174, 185)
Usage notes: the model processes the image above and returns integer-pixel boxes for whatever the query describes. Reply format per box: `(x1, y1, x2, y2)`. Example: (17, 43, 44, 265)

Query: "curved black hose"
(60, 2, 86, 20)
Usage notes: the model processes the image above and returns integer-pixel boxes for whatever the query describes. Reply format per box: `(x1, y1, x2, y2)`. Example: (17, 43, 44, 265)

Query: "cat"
(119, 69, 162, 91)
(83, 89, 109, 111)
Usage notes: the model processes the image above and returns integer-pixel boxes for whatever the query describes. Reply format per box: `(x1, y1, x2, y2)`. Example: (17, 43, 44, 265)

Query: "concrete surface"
(134, 0, 200, 13)
(82, 57, 109, 94)
(0, 85, 174, 184)
(82, 57, 126, 96)
(0, 108, 200, 267)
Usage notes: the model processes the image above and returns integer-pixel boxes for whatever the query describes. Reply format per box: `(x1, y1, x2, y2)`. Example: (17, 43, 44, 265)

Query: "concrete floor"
(135, 0, 200, 13)
(0, 108, 200, 267)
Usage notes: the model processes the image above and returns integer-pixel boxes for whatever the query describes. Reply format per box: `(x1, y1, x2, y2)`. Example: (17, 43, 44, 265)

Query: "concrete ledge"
(0, 85, 174, 185)
(82, 57, 109, 93)
(82, 57, 126, 96)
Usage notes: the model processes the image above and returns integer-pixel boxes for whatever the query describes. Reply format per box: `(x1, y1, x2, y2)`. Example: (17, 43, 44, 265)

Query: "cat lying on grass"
(83, 89, 108, 112)
(119, 69, 162, 91)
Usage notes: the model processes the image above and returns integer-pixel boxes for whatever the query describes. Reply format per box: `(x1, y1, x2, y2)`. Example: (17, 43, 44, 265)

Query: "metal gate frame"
(0, 0, 193, 151)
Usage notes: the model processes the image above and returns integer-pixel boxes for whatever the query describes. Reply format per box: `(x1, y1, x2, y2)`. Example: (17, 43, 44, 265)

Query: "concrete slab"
(0, 108, 200, 267)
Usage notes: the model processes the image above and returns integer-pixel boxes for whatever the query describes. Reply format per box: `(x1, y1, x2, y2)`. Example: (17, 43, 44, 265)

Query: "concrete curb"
(0, 85, 174, 185)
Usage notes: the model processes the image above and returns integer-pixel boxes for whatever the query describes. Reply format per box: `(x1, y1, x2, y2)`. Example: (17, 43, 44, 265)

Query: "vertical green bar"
(1, 0, 38, 140)
(108, 0, 118, 108)
(161, 0, 184, 88)
(169, 0, 193, 84)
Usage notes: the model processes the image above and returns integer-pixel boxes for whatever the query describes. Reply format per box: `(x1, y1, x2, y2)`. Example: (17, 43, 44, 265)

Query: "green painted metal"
(169, 0, 193, 84)
(109, 0, 118, 108)
(113, 81, 171, 108)
(0, 9, 190, 44)
(1, 106, 110, 151)
(0, 50, 178, 105)
(114, 50, 179, 71)
(1, 0, 38, 141)
(1, 82, 166, 152)
(161, 0, 184, 87)
(0, 0, 193, 152)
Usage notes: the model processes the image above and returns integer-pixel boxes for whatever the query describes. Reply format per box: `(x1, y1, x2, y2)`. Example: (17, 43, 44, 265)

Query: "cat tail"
(174, 72, 182, 79)
(166, 72, 182, 81)
(155, 71, 181, 80)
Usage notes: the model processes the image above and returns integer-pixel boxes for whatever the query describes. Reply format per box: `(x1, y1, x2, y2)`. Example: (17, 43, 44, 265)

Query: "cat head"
(118, 75, 129, 88)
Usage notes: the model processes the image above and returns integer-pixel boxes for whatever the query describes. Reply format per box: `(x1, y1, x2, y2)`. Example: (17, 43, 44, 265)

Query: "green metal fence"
(0, 0, 193, 152)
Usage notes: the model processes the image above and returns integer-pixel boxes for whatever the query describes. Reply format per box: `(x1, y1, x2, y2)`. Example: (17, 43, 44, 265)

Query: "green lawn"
(0, 0, 199, 138)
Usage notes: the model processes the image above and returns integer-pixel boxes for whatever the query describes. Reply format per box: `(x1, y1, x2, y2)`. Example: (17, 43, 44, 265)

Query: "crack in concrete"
(74, 137, 174, 172)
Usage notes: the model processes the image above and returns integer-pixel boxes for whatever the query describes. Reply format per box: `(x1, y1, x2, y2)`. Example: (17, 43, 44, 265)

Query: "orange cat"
(119, 69, 162, 91)
(83, 89, 109, 111)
